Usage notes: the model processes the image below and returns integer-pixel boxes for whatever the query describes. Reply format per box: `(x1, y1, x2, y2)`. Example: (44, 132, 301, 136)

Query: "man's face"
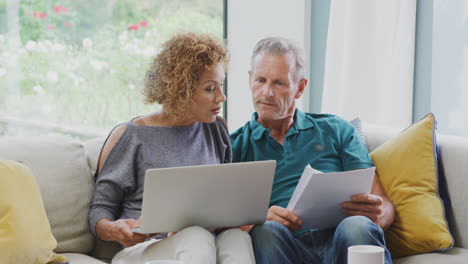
(249, 52, 305, 122)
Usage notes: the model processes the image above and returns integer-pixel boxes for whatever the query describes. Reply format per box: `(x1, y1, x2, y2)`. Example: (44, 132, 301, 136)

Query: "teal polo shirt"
(230, 109, 374, 209)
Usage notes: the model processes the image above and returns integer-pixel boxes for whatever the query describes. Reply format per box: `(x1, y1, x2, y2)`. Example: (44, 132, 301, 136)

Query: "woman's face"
(189, 62, 226, 123)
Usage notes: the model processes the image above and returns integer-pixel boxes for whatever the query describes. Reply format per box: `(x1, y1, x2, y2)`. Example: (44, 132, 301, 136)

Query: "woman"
(88, 33, 255, 264)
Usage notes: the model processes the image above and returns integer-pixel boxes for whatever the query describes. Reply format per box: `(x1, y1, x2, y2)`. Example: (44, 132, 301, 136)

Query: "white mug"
(348, 245, 384, 264)
(145, 261, 184, 264)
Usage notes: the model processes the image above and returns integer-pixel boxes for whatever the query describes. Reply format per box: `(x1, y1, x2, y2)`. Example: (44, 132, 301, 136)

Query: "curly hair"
(143, 32, 229, 119)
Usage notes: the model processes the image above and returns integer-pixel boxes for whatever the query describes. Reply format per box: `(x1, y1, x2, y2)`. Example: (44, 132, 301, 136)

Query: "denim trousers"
(250, 216, 392, 264)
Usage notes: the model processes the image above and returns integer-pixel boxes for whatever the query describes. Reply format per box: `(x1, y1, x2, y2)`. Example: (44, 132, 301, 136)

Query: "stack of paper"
(287, 166, 375, 229)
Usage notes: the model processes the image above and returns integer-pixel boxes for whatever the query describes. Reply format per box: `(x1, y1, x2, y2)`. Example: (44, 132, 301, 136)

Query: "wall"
(226, 0, 307, 131)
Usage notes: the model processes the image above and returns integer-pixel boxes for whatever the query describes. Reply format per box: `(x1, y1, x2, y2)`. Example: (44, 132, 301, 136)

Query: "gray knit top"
(88, 117, 232, 237)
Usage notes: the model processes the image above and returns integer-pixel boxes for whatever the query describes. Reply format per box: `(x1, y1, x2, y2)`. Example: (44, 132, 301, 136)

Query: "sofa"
(1, 123, 468, 263)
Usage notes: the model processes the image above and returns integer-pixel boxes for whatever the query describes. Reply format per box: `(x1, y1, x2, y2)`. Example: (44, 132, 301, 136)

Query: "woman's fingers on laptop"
(267, 206, 302, 231)
(126, 218, 140, 228)
(135, 218, 142, 226)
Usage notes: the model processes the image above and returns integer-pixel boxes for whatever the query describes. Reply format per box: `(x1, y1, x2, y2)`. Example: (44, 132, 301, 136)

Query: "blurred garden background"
(0, 0, 223, 138)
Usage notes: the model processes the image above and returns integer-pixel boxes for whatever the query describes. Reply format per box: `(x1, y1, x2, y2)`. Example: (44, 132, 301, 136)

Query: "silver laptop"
(133, 160, 276, 234)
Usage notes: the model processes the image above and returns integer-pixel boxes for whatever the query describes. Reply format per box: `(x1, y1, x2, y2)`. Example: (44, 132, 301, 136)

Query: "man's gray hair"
(250, 37, 305, 82)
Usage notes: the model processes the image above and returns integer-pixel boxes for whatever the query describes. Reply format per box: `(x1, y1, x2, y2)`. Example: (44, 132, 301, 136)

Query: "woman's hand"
(96, 218, 155, 247)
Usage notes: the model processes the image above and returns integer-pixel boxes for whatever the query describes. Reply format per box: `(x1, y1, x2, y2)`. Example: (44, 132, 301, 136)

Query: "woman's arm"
(96, 125, 127, 174)
(89, 125, 135, 242)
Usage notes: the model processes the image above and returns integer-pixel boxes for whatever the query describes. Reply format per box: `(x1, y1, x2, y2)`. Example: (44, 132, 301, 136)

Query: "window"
(430, 0, 468, 137)
(413, 0, 468, 138)
(0, 0, 224, 139)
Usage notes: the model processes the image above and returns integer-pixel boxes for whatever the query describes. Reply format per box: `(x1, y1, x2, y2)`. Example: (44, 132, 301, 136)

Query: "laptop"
(133, 160, 276, 234)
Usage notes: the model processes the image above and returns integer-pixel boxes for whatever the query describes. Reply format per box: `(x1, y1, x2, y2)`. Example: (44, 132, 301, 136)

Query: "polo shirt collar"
(294, 109, 314, 130)
(250, 109, 314, 141)
(250, 112, 267, 141)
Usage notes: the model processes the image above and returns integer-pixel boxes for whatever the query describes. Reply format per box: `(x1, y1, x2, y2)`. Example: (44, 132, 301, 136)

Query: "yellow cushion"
(0, 160, 67, 264)
(370, 113, 453, 257)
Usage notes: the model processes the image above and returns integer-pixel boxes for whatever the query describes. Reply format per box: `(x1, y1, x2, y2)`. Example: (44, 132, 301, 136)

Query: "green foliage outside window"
(0, 0, 223, 138)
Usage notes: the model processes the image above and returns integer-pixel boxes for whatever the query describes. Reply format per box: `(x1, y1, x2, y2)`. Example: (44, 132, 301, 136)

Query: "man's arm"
(341, 173, 395, 230)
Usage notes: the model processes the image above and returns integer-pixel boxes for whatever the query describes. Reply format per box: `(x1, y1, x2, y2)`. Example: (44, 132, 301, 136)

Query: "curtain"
(321, 0, 417, 128)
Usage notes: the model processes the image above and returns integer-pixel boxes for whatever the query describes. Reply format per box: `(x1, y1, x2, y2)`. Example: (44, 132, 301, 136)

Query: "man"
(231, 37, 395, 264)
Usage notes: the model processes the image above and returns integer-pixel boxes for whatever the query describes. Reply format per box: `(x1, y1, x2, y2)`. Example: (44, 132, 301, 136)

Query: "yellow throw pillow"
(0, 160, 67, 264)
(370, 113, 453, 257)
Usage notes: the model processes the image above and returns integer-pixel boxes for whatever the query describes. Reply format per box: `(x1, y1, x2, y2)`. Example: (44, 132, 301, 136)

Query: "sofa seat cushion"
(394, 247, 468, 264)
(0, 136, 94, 253)
(62, 253, 108, 264)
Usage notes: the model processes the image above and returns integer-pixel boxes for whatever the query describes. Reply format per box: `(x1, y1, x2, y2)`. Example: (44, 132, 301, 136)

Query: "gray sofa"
(0, 123, 467, 263)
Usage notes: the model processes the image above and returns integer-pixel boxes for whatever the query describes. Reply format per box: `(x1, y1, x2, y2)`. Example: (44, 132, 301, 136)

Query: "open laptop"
(133, 160, 276, 234)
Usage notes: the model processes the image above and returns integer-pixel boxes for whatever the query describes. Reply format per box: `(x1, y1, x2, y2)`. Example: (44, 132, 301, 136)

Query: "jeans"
(250, 216, 392, 264)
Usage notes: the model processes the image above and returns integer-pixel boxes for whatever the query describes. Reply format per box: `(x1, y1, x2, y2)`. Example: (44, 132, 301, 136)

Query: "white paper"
(287, 165, 375, 229)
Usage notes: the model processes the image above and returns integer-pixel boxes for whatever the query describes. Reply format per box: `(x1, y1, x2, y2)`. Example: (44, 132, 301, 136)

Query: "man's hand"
(267, 205, 302, 231)
(341, 194, 385, 227)
(96, 218, 155, 247)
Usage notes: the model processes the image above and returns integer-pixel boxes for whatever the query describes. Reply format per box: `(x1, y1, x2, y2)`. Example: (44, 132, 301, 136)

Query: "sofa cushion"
(437, 134, 468, 249)
(0, 136, 94, 254)
(0, 160, 67, 263)
(364, 122, 451, 216)
(369, 114, 453, 257)
(349, 117, 367, 148)
(393, 247, 468, 264)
